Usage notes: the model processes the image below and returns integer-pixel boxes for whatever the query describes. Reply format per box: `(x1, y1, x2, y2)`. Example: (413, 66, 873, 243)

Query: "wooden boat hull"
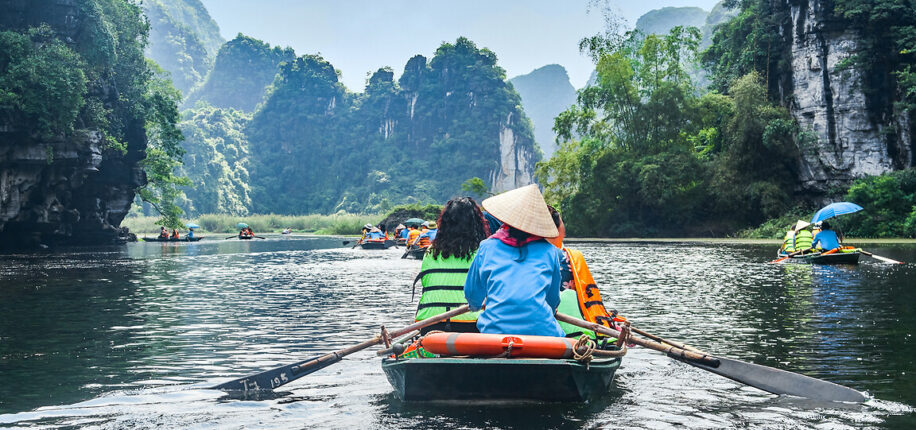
(777, 250, 861, 264)
(397, 239, 407, 246)
(381, 356, 621, 402)
(142, 237, 203, 242)
(404, 247, 426, 259)
(361, 240, 395, 250)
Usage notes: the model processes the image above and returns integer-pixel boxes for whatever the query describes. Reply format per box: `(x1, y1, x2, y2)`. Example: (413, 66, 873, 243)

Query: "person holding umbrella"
(811, 220, 841, 251)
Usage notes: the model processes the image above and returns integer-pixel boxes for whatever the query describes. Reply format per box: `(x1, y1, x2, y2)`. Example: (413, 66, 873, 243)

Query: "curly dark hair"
(431, 197, 489, 260)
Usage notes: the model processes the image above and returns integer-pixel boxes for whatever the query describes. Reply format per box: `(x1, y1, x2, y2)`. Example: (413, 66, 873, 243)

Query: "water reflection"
(0, 238, 913, 428)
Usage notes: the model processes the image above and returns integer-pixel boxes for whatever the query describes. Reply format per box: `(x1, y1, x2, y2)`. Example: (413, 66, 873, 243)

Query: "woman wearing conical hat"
(463, 184, 566, 337)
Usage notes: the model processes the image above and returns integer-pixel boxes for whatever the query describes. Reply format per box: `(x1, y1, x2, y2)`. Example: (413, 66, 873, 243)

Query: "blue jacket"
(366, 231, 385, 240)
(419, 228, 437, 242)
(812, 230, 840, 250)
(464, 238, 565, 337)
(399, 229, 410, 239)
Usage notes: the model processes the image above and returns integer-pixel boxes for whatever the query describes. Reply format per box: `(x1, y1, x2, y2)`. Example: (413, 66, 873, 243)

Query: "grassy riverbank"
(122, 213, 381, 235)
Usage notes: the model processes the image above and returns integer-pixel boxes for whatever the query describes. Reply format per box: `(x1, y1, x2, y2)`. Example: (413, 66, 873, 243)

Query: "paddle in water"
(860, 250, 904, 264)
(212, 305, 472, 393)
(556, 312, 867, 403)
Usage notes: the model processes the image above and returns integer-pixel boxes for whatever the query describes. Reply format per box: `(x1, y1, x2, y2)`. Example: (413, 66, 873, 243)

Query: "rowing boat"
(381, 356, 621, 402)
(397, 238, 407, 246)
(142, 237, 203, 242)
(776, 249, 861, 264)
(404, 246, 427, 259)
(361, 239, 396, 250)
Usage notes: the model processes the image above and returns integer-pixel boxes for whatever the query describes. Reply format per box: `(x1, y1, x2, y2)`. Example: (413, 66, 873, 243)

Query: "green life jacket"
(783, 231, 796, 253)
(557, 289, 597, 339)
(414, 251, 481, 322)
(794, 230, 813, 251)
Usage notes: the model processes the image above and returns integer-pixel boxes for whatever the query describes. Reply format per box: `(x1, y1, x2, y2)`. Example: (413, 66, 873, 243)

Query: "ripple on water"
(0, 238, 914, 428)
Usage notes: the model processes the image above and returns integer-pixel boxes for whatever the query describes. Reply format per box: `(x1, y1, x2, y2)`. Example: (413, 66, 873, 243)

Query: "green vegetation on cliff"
(178, 105, 251, 215)
(243, 37, 537, 215)
(635, 7, 708, 35)
(184, 34, 295, 111)
(538, 26, 803, 237)
(143, 0, 224, 95)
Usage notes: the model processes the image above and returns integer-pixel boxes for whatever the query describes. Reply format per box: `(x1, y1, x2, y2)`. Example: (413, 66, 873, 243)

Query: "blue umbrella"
(236, 222, 249, 229)
(811, 202, 863, 223)
(186, 223, 200, 229)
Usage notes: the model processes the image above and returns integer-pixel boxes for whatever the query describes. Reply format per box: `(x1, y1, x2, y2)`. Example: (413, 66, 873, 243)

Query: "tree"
(461, 177, 491, 199)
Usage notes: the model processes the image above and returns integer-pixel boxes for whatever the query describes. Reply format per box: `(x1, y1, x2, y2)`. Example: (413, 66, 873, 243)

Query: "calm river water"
(0, 237, 914, 429)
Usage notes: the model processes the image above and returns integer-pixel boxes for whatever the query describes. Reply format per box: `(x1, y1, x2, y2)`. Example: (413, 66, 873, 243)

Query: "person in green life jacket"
(414, 197, 489, 334)
(794, 228, 813, 253)
(781, 220, 812, 254)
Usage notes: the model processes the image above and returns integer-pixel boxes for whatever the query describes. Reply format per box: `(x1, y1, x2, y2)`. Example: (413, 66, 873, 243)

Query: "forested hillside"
(247, 37, 538, 214)
(142, 0, 223, 95)
(510, 65, 577, 158)
(184, 35, 295, 111)
(635, 7, 708, 35)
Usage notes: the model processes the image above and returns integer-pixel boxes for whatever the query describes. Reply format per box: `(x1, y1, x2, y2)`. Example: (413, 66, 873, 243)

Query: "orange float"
(421, 332, 576, 359)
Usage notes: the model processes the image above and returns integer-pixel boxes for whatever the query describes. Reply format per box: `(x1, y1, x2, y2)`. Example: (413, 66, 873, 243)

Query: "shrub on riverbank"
(842, 169, 916, 238)
(122, 213, 381, 235)
(738, 168, 916, 239)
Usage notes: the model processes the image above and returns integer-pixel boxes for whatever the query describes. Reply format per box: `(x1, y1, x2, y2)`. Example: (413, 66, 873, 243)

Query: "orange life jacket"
(563, 248, 625, 332)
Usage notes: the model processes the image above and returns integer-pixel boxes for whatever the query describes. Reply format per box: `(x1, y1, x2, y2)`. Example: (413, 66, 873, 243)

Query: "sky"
(199, 0, 721, 91)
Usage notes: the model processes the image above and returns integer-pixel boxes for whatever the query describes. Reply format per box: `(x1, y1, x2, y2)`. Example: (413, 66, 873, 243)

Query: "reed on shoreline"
(122, 213, 382, 235)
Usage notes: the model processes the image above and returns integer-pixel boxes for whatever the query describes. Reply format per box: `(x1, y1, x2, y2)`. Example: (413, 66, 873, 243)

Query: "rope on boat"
(573, 335, 596, 363)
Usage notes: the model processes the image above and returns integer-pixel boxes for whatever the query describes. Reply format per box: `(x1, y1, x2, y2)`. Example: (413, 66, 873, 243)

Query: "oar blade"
(212, 353, 341, 392)
(679, 355, 867, 403)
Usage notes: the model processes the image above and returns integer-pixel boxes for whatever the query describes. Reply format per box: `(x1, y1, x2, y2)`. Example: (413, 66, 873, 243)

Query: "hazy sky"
(199, 1, 720, 91)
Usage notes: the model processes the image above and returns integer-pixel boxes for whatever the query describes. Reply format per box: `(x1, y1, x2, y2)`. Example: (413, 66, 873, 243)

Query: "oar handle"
(555, 313, 718, 366)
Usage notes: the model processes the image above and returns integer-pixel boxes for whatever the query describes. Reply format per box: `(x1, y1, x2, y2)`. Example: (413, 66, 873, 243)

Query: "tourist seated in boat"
(239, 227, 253, 238)
(546, 205, 623, 339)
(187, 228, 195, 239)
(407, 224, 423, 247)
(794, 227, 813, 253)
(414, 197, 488, 334)
(158, 227, 168, 238)
(781, 220, 812, 255)
(366, 227, 385, 240)
(464, 184, 566, 337)
(811, 221, 841, 251)
(171, 229, 179, 239)
(415, 222, 437, 247)
(395, 224, 406, 240)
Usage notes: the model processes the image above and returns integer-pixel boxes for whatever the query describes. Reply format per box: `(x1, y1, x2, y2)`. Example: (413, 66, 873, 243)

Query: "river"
(0, 237, 913, 428)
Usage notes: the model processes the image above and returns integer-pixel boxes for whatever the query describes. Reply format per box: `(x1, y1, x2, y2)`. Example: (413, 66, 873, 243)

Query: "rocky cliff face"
(783, 0, 913, 193)
(0, 0, 148, 248)
(0, 129, 143, 247)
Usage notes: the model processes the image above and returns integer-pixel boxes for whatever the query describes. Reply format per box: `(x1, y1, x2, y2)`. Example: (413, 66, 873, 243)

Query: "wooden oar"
(212, 305, 472, 393)
(255, 236, 266, 239)
(769, 249, 806, 264)
(224, 236, 237, 240)
(859, 250, 904, 264)
(556, 313, 867, 403)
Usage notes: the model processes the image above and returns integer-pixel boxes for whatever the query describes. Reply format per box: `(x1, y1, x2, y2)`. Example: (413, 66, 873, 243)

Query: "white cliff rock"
(786, 0, 912, 193)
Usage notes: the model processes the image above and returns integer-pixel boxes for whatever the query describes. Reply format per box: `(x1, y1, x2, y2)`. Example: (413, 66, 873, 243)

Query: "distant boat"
(142, 236, 203, 242)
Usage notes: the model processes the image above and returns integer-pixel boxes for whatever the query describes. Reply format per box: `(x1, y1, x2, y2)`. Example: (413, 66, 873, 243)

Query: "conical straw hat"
(793, 220, 810, 232)
(482, 184, 559, 238)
